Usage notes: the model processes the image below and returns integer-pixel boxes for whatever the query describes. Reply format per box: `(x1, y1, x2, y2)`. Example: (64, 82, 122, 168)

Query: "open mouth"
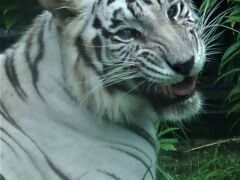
(146, 76, 197, 107)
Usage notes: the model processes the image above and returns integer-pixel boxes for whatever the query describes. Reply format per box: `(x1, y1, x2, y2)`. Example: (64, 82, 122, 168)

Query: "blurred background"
(0, 0, 239, 179)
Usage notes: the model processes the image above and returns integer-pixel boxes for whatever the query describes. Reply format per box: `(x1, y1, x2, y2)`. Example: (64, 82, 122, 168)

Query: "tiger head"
(39, 0, 206, 122)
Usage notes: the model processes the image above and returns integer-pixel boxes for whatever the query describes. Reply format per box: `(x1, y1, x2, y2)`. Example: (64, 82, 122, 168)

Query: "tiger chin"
(0, 0, 206, 179)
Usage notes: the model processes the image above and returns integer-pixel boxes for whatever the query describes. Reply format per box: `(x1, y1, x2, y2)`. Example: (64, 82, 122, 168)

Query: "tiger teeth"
(162, 86, 168, 96)
(154, 85, 174, 97)
(167, 86, 174, 98)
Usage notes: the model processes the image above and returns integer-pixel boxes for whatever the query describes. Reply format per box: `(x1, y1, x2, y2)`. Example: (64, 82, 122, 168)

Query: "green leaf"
(231, 0, 240, 3)
(1, 2, 18, 15)
(199, 0, 218, 13)
(226, 84, 240, 100)
(4, 13, 19, 31)
(219, 41, 240, 72)
(157, 166, 174, 180)
(157, 128, 179, 138)
(224, 16, 240, 23)
(158, 138, 178, 144)
(227, 103, 240, 116)
(158, 143, 177, 152)
(217, 68, 240, 81)
(228, 8, 240, 17)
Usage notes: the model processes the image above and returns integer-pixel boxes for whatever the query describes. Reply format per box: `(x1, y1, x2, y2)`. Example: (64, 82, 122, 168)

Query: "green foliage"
(157, 1, 240, 179)
(199, 0, 218, 13)
(156, 127, 179, 180)
(201, 0, 240, 116)
(219, 0, 240, 116)
(0, 0, 41, 31)
(157, 128, 179, 152)
(170, 146, 240, 180)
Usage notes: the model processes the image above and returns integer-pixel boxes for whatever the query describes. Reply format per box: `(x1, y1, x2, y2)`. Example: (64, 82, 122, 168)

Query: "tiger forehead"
(106, 0, 182, 5)
(101, 0, 162, 26)
(97, 0, 192, 31)
(104, 0, 186, 18)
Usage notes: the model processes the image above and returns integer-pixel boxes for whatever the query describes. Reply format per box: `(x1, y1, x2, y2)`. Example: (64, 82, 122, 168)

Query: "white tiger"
(0, 0, 206, 179)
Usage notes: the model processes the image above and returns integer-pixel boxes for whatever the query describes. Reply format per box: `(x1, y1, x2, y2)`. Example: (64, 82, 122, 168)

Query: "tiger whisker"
(79, 71, 141, 105)
(119, 81, 145, 98)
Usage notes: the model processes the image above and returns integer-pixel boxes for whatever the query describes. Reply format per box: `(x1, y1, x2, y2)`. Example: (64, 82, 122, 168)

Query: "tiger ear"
(39, 0, 78, 25)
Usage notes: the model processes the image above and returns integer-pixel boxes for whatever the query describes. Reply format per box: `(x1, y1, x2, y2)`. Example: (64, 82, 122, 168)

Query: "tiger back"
(0, 0, 206, 179)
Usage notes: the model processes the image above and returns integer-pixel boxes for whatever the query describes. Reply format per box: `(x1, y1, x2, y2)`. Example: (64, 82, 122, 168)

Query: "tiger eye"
(168, 5, 178, 19)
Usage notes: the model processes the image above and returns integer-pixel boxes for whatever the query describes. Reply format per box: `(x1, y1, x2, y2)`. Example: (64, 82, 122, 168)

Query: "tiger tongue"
(171, 77, 195, 96)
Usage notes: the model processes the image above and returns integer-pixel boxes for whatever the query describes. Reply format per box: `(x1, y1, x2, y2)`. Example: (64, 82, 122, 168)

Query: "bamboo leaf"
(158, 138, 178, 144)
(224, 16, 240, 23)
(217, 68, 240, 81)
(226, 84, 240, 100)
(219, 41, 240, 71)
(2, 3, 18, 15)
(157, 142, 177, 152)
(199, 0, 218, 13)
(227, 103, 240, 116)
(4, 13, 19, 31)
(157, 128, 179, 138)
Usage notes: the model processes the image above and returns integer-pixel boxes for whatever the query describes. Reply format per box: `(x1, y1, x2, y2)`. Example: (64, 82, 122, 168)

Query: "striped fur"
(0, 0, 205, 179)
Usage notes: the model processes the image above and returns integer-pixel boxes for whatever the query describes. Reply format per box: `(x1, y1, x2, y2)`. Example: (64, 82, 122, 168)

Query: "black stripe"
(0, 103, 68, 180)
(77, 172, 89, 179)
(110, 19, 122, 29)
(32, 23, 45, 100)
(97, 169, 121, 180)
(0, 101, 19, 129)
(75, 36, 100, 76)
(107, 0, 115, 6)
(92, 35, 107, 74)
(127, 5, 136, 18)
(109, 146, 154, 180)
(143, 0, 153, 5)
(98, 0, 102, 5)
(92, 35, 103, 62)
(157, 0, 162, 6)
(101, 28, 113, 39)
(120, 123, 156, 152)
(93, 16, 102, 29)
(1, 128, 69, 180)
(56, 81, 78, 103)
(25, 24, 45, 101)
(45, 157, 68, 180)
(113, 8, 123, 18)
(91, 2, 96, 13)
(180, 2, 184, 12)
(0, 174, 6, 180)
(4, 53, 27, 101)
(119, 48, 130, 57)
(0, 127, 41, 170)
(185, 10, 190, 17)
(136, 2, 143, 11)
(112, 142, 152, 162)
(141, 61, 165, 75)
(1, 137, 18, 157)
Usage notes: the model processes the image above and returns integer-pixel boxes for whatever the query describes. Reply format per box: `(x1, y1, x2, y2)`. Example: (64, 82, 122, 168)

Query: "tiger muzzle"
(145, 76, 197, 107)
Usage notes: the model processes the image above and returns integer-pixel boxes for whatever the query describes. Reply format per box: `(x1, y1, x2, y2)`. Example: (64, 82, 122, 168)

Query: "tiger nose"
(171, 57, 194, 75)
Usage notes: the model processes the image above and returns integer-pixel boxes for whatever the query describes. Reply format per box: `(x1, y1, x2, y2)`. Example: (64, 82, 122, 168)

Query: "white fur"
(0, 0, 205, 179)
